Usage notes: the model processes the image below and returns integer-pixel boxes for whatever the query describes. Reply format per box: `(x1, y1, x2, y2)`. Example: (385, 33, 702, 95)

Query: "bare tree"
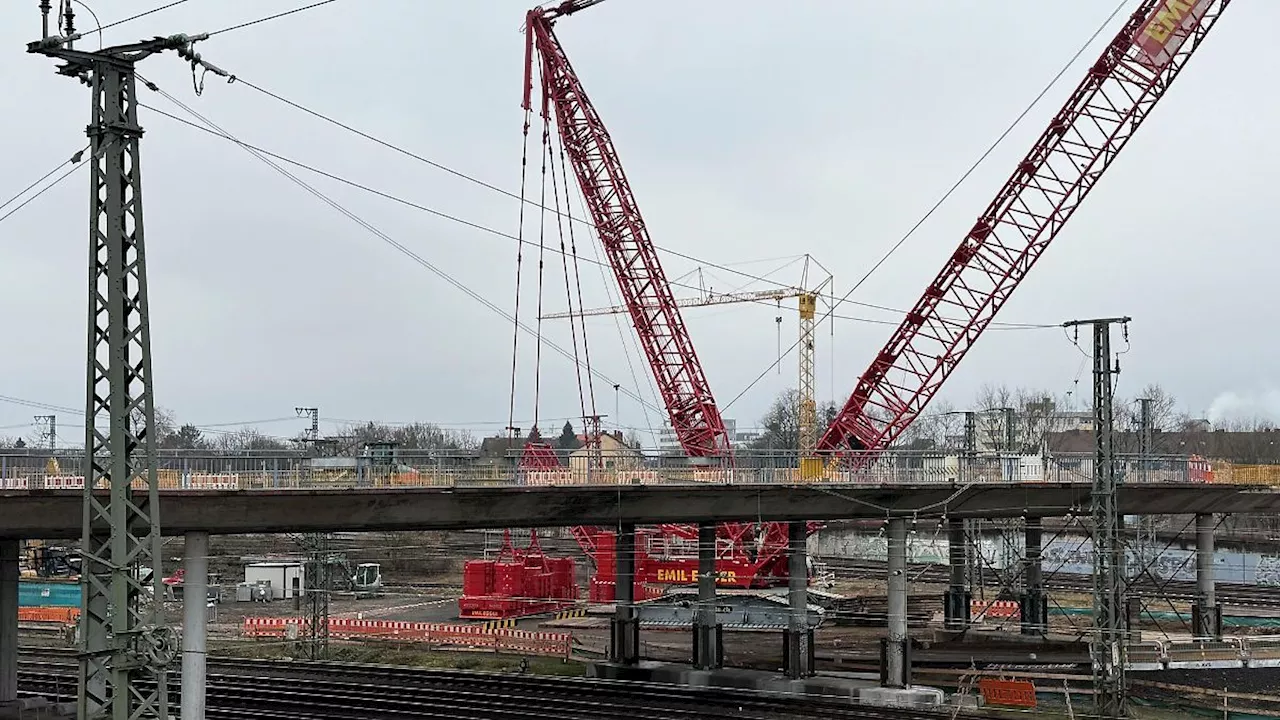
(748, 389, 838, 452)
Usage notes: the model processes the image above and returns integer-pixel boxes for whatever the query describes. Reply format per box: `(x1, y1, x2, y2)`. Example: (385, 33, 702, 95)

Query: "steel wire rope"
(140, 80, 668, 420)
(204, 0, 341, 37)
(137, 103, 921, 333)
(215, 75, 1054, 331)
(719, 0, 1131, 413)
(530, 114, 554, 432)
(546, 126, 591, 428)
(71, 0, 192, 39)
(507, 103, 536, 443)
(140, 102, 1053, 340)
(0, 146, 96, 227)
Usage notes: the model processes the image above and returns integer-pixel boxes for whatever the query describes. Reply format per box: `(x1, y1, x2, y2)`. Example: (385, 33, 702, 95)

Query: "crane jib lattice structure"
(818, 0, 1231, 466)
(524, 1, 730, 460)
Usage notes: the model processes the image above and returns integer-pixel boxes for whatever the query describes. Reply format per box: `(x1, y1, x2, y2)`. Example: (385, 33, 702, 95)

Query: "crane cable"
(507, 107, 535, 445)
(547, 127, 590, 432)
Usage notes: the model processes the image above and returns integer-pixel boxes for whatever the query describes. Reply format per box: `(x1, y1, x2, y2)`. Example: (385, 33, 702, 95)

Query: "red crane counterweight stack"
(457, 529, 579, 620)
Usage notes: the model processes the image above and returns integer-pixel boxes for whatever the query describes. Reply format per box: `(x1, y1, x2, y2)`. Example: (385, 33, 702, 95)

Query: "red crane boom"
(819, 0, 1230, 458)
(524, 2, 730, 458)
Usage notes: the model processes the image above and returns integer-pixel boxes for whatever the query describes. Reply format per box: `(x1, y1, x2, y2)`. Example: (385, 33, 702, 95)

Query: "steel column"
(692, 522, 721, 669)
(609, 523, 639, 665)
(0, 540, 17, 706)
(1021, 518, 1046, 635)
(883, 518, 909, 688)
(943, 519, 969, 630)
(1193, 514, 1221, 639)
(181, 532, 208, 720)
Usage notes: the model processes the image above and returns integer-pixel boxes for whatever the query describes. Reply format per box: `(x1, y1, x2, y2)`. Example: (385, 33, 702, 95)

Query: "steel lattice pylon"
(79, 60, 171, 720)
(818, 0, 1232, 461)
(27, 30, 205, 720)
(1067, 316, 1130, 718)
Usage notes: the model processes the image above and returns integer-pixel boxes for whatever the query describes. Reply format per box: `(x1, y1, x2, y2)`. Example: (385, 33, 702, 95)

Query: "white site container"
(243, 562, 304, 600)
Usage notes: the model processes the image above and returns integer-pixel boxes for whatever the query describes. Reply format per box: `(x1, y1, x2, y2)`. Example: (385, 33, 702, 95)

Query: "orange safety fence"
(20, 606, 79, 624)
(242, 616, 572, 660)
(978, 678, 1037, 708)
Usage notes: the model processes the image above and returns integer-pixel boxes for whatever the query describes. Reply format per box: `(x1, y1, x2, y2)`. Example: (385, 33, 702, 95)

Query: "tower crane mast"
(524, 1, 731, 459)
(819, 0, 1230, 460)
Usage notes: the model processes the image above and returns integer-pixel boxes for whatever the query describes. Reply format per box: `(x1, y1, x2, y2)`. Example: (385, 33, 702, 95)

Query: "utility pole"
(300, 533, 332, 660)
(296, 406, 320, 441)
(28, 8, 218, 718)
(1064, 315, 1131, 719)
(291, 406, 331, 657)
(33, 415, 56, 450)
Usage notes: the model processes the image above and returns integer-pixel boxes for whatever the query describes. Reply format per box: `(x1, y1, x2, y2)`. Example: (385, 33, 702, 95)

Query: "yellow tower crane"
(542, 273, 830, 477)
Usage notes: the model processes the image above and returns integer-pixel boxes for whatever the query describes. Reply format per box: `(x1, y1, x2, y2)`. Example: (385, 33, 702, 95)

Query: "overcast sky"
(0, 0, 1276, 447)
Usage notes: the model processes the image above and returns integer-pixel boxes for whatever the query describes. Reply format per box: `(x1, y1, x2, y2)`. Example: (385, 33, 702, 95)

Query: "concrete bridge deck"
(2, 481, 1277, 538)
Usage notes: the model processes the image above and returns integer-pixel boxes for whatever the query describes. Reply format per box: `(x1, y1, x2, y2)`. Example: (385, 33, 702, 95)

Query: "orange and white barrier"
(971, 599, 1021, 622)
(242, 616, 572, 659)
(19, 606, 79, 624)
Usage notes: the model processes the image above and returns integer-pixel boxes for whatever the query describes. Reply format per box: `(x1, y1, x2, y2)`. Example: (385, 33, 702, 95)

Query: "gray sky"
(1, 0, 1276, 447)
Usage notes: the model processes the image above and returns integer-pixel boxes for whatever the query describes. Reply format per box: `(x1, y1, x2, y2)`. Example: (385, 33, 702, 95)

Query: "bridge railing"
(0, 451, 1240, 490)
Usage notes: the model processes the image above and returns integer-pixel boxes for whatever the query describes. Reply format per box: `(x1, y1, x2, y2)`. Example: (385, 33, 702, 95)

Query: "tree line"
(744, 383, 1277, 454)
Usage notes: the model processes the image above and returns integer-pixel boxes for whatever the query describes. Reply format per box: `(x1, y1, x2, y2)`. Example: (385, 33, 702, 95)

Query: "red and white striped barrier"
(971, 599, 1021, 622)
(44, 476, 86, 490)
(187, 474, 240, 490)
(242, 616, 572, 659)
(0, 478, 29, 490)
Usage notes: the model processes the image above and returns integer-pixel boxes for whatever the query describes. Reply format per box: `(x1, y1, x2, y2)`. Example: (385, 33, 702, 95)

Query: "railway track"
(15, 656, 992, 719)
(823, 558, 1280, 609)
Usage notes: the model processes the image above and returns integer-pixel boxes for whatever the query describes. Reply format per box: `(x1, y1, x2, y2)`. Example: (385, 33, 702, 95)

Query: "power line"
(206, 0, 341, 37)
(140, 78, 670, 420)
(141, 100, 1052, 332)
(223, 76, 896, 306)
(83, 0, 193, 37)
(0, 146, 93, 226)
(721, 0, 1130, 411)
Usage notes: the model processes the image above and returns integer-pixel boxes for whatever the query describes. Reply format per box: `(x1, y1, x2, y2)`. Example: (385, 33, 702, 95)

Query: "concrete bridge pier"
(1020, 518, 1047, 635)
(943, 519, 969, 630)
(691, 522, 722, 670)
(882, 517, 910, 687)
(781, 521, 813, 679)
(182, 532, 209, 720)
(609, 523, 640, 665)
(1192, 514, 1221, 639)
(1, 540, 17, 710)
